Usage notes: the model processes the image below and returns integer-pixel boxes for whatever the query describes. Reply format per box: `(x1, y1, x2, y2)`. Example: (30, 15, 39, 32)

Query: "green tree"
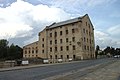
(0, 39, 9, 59)
(7, 44, 23, 60)
(95, 45, 100, 59)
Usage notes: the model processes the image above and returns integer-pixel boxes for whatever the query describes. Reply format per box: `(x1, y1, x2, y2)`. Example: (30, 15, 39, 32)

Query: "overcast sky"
(0, 0, 120, 49)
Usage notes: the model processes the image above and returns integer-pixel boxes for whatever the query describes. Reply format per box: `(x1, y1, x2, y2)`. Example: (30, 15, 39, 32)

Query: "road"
(0, 58, 115, 80)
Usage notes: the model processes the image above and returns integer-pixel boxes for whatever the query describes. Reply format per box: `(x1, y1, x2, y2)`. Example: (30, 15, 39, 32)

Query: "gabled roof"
(47, 15, 85, 29)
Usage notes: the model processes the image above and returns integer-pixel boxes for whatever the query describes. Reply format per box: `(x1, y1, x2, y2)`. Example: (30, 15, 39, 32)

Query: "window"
(90, 39, 91, 44)
(89, 32, 91, 36)
(61, 55, 63, 59)
(87, 46, 89, 50)
(55, 32, 57, 37)
(66, 30, 68, 34)
(86, 30, 88, 34)
(42, 50, 44, 53)
(60, 46, 63, 51)
(66, 46, 69, 51)
(50, 40, 52, 45)
(67, 55, 69, 59)
(50, 33, 52, 37)
(84, 37, 86, 42)
(73, 55, 76, 59)
(60, 39, 62, 44)
(66, 38, 68, 43)
(42, 44, 44, 48)
(86, 22, 87, 26)
(55, 40, 57, 44)
(84, 45, 86, 50)
(25, 50, 27, 54)
(72, 29, 75, 33)
(36, 50, 38, 53)
(55, 55, 57, 59)
(55, 47, 57, 52)
(72, 37, 75, 42)
(50, 47, 52, 52)
(50, 55, 52, 59)
(89, 24, 90, 28)
(87, 38, 88, 43)
(60, 31, 62, 36)
(83, 28, 85, 33)
(42, 38, 44, 41)
(73, 45, 76, 50)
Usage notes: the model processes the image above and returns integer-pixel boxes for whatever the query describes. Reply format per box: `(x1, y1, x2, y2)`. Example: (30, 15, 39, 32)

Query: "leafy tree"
(0, 39, 9, 59)
(0, 39, 23, 60)
(95, 45, 100, 59)
(7, 44, 23, 60)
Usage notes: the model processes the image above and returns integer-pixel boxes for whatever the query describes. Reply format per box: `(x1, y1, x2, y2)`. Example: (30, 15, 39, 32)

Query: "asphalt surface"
(0, 58, 114, 80)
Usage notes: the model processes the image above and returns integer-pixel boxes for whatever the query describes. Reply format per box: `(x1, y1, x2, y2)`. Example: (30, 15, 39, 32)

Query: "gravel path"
(53, 59, 120, 80)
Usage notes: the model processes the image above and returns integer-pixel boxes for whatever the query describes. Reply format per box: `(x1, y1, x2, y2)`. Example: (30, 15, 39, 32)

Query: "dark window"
(60, 39, 62, 44)
(55, 40, 57, 44)
(25, 50, 27, 54)
(55, 55, 57, 59)
(73, 45, 76, 50)
(61, 55, 63, 59)
(72, 29, 75, 33)
(67, 55, 69, 59)
(60, 31, 62, 36)
(50, 55, 52, 59)
(83, 28, 85, 33)
(72, 37, 75, 42)
(73, 55, 76, 59)
(55, 47, 57, 51)
(42, 44, 44, 48)
(55, 32, 57, 37)
(42, 38, 44, 41)
(66, 30, 68, 34)
(89, 24, 90, 28)
(87, 38, 88, 43)
(86, 30, 88, 34)
(50, 40, 52, 45)
(84, 45, 86, 50)
(87, 46, 89, 50)
(50, 47, 52, 52)
(66, 46, 69, 51)
(36, 50, 38, 53)
(90, 39, 91, 44)
(84, 37, 86, 42)
(60, 46, 63, 51)
(42, 50, 44, 53)
(66, 38, 68, 43)
(89, 32, 91, 36)
(50, 33, 52, 37)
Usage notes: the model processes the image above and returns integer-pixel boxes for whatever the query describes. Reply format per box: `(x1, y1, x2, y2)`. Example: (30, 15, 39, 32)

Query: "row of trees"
(95, 45, 120, 58)
(0, 39, 23, 60)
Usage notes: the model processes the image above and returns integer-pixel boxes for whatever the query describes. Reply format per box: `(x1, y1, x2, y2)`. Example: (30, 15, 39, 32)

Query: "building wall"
(23, 14, 95, 63)
(38, 29, 48, 59)
(23, 41, 39, 58)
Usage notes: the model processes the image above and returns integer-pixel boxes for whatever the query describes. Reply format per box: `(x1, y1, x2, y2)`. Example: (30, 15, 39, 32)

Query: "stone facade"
(23, 14, 95, 63)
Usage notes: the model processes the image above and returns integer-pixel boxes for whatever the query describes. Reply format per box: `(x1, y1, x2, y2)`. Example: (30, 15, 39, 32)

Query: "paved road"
(0, 58, 114, 80)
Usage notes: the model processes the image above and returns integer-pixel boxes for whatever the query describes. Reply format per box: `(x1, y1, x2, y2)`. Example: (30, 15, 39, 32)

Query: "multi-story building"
(23, 14, 95, 63)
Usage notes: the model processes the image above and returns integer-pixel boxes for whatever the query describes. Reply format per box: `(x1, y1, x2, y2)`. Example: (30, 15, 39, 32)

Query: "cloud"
(107, 24, 120, 38)
(0, 0, 71, 46)
(95, 24, 120, 49)
(49, 0, 117, 14)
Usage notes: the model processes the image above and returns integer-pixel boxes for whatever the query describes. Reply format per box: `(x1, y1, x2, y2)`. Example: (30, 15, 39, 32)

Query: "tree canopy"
(0, 39, 23, 60)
